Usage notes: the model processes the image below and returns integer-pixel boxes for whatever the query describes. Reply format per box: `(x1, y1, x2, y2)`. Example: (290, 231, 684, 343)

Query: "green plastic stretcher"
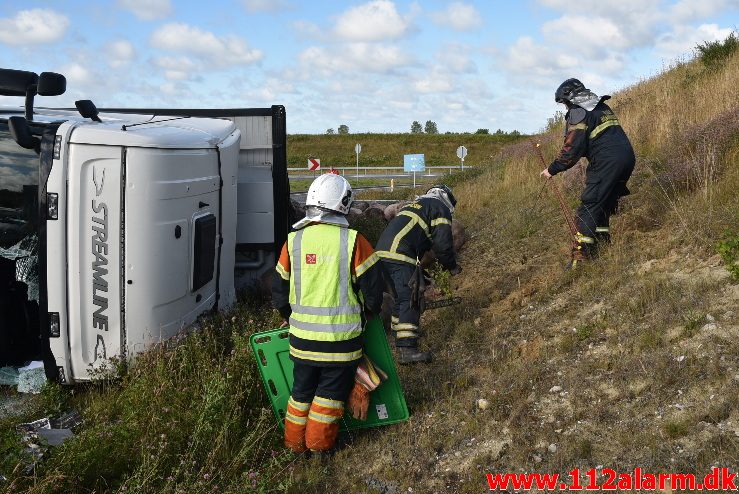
(250, 316, 409, 431)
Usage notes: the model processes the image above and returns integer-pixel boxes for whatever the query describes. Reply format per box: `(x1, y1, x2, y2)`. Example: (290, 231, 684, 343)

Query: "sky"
(0, 0, 737, 134)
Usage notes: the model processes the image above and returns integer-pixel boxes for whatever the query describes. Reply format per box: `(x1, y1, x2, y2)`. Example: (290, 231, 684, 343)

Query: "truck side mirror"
(8, 116, 41, 154)
(37, 72, 66, 96)
(75, 99, 102, 122)
(0, 69, 38, 96)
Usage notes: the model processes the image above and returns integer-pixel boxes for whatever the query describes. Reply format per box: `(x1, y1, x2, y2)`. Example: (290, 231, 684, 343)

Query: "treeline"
(324, 121, 523, 136)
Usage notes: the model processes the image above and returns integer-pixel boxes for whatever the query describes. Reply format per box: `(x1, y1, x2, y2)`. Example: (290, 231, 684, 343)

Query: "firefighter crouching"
(272, 174, 385, 453)
(540, 78, 636, 267)
(376, 185, 461, 364)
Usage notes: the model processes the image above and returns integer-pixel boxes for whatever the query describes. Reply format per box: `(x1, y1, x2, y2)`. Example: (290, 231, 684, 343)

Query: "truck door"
(123, 146, 221, 355)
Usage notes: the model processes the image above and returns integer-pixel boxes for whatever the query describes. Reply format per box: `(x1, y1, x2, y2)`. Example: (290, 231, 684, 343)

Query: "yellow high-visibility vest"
(287, 224, 363, 343)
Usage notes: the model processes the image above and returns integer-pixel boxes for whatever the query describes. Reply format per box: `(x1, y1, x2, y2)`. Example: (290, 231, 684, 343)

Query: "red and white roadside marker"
(308, 158, 321, 171)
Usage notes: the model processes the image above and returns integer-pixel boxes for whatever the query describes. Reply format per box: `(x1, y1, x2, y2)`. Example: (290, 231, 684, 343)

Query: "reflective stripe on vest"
(288, 224, 362, 342)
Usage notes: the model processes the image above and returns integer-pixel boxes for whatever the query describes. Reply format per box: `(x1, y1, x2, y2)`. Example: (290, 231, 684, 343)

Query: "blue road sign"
(403, 154, 426, 172)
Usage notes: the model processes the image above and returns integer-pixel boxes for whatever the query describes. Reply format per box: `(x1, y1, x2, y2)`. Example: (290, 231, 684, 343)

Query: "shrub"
(716, 231, 739, 281)
(695, 31, 738, 71)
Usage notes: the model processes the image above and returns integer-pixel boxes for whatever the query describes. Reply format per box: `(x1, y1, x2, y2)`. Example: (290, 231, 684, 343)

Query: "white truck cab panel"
(1, 100, 289, 384)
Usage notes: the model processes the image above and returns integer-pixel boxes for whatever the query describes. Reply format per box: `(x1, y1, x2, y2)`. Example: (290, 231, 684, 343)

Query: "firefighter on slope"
(273, 174, 385, 453)
(376, 185, 461, 364)
(541, 78, 636, 267)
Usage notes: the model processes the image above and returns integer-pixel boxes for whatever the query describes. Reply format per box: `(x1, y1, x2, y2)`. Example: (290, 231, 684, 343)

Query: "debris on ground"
(15, 411, 82, 473)
(16, 361, 45, 394)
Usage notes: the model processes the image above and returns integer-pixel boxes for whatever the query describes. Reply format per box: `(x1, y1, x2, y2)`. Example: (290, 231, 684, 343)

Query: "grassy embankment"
(285, 36, 739, 492)
(2, 37, 738, 493)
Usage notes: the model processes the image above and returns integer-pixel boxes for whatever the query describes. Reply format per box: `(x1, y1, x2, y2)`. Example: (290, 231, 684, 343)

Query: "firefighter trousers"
(284, 362, 356, 452)
(381, 260, 421, 348)
(575, 158, 635, 255)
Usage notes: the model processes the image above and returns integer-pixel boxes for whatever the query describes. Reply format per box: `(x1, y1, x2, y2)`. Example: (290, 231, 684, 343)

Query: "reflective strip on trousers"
(575, 233, 595, 244)
(285, 412, 308, 425)
(395, 330, 418, 339)
(288, 397, 310, 412)
(394, 323, 418, 330)
(313, 396, 343, 410)
(308, 410, 342, 424)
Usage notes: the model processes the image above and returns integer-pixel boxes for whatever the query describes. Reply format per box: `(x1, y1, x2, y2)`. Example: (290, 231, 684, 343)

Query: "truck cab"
(0, 69, 289, 383)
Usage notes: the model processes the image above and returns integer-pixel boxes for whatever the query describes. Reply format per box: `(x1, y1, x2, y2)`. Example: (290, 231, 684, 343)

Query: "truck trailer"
(0, 68, 290, 383)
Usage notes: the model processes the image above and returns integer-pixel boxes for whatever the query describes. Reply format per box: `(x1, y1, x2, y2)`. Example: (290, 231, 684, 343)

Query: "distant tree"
(510, 130, 521, 136)
(326, 128, 335, 134)
(338, 124, 349, 135)
(424, 120, 439, 134)
(475, 128, 489, 135)
(494, 128, 505, 136)
(410, 121, 423, 133)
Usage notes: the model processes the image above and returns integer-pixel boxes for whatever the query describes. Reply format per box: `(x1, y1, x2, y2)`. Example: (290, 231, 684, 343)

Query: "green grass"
(287, 132, 525, 168)
(2, 301, 299, 494)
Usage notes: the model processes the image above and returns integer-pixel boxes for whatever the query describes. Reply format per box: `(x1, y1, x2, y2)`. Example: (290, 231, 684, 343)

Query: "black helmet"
(427, 184, 457, 207)
(555, 78, 586, 104)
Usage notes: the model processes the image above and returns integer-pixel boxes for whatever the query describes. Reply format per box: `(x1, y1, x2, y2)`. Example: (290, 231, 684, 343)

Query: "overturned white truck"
(0, 69, 290, 383)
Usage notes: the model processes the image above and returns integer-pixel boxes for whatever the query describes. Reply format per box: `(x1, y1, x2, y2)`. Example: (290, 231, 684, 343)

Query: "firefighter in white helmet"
(272, 173, 385, 453)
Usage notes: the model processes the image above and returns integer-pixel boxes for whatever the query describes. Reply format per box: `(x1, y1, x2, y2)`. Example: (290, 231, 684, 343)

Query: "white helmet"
(305, 173, 354, 215)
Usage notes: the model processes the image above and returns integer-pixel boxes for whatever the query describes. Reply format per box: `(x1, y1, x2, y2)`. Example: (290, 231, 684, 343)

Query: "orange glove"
(347, 382, 370, 421)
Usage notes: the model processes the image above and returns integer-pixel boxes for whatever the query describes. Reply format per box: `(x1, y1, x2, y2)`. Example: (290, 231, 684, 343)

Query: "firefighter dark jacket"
(376, 197, 458, 269)
(547, 99, 635, 177)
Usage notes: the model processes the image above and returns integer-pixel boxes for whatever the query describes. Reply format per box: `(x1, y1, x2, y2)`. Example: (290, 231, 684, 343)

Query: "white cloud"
(538, 0, 662, 48)
(150, 23, 263, 67)
(242, 0, 290, 13)
(153, 56, 199, 80)
(105, 40, 136, 68)
(502, 36, 579, 83)
(118, 0, 172, 21)
(430, 2, 483, 31)
(298, 43, 412, 75)
(656, 23, 735, 58)
(542, 15, 629, 54)
(413, 74, 454, 93)
(669, 0, 739, 23)
(0, 9, 69, 45)
(334, 0, 411, 42)
(60, 63, 94, 86)
(435, 43, 477, 73)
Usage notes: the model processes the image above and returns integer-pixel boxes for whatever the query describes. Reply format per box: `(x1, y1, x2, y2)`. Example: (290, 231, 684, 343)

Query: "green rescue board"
(250, 316, 409, 430)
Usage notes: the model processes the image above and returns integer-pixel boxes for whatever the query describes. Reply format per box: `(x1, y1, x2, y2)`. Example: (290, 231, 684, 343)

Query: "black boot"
(397, 346, 433, 364)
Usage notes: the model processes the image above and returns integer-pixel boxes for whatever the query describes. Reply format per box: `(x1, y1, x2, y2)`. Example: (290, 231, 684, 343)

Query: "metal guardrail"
(287, 165, 472, 178)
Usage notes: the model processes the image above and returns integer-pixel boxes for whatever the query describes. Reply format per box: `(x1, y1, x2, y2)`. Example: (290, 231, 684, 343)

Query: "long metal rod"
(531, 142, 578, 237)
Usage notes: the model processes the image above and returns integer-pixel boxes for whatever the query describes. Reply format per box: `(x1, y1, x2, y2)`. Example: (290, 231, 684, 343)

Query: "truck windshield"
(0, 122, 40, 302)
